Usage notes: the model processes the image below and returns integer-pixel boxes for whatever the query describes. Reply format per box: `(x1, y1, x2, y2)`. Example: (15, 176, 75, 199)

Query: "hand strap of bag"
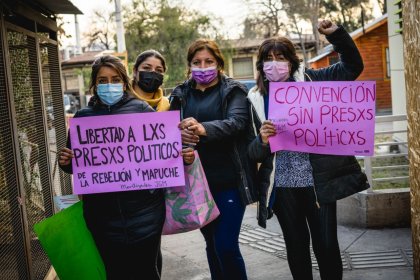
(180, 97, 184, 120)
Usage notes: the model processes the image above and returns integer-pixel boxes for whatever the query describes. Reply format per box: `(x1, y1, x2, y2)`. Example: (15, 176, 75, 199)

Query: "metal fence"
(358, 114, 409, 189)
(0, 8, 71, 280)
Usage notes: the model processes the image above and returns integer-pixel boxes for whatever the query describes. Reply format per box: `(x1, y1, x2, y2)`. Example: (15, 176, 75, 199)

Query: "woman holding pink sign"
(58, 55, 194, 280)
(248, 20, 368, 280)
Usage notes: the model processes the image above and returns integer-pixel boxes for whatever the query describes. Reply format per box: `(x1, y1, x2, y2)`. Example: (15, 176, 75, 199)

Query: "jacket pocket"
(310, 155, 369, 203)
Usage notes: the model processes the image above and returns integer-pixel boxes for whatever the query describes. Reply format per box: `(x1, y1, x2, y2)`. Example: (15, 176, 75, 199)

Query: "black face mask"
(137, 71, 164, 93)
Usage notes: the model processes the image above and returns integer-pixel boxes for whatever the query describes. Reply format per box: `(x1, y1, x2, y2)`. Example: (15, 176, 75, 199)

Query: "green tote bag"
(34, 201, 106, 280)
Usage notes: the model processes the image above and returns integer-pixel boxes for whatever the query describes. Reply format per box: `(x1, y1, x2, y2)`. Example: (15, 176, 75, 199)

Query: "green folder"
(34, 201, 106, 280)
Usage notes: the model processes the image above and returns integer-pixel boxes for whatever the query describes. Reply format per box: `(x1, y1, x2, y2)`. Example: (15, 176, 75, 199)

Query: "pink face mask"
(191, 66, 218, 85)
(263, 61, 290, 82)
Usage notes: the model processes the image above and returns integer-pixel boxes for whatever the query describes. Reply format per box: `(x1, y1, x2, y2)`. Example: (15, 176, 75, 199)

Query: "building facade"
(225, 35, 318, 82)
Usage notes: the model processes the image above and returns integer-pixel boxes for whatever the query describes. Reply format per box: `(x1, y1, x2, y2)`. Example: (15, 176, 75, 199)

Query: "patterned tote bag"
(162, 151, 220, 234)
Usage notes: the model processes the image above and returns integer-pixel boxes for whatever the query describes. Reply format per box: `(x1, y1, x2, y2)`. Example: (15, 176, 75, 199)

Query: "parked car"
(63, 94, 78, 114)
(238, 79, 256, 92)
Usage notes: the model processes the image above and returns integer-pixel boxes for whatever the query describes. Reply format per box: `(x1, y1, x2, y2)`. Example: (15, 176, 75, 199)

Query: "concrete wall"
(338, 188, 411, 228)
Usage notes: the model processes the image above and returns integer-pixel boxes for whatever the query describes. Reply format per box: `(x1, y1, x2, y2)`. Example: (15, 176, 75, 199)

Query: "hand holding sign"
(179, 117, 206, 137)
(181, 147, 195, 165)
(58, 147, 74, 166)
(178, 117, 201, 145)
(260, 120, 277, 144)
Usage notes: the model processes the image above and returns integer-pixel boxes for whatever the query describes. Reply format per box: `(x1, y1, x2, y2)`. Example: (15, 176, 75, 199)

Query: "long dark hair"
(133, 49, 167, 73)
(186, 39, 225, 77)
(132, 50, 166, 88)
(255, 37, 300, 95)
(89, 55, 134, 96)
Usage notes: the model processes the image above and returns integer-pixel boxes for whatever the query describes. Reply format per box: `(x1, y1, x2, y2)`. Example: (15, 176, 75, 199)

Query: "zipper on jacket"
(179, 97, 184, 119)
(233, 144, 253, 204)
(191, 81, 251, 203)
(225, 88, 252, 204)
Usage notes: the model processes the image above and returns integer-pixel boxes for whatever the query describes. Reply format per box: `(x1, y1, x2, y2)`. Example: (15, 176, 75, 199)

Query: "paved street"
(161, 204, 413, 280)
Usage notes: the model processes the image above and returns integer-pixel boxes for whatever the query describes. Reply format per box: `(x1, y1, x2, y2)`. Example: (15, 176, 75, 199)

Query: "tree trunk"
(402, 1, 420, 279)
(309, 0, 320, 54)
(292, 14, 308, 67)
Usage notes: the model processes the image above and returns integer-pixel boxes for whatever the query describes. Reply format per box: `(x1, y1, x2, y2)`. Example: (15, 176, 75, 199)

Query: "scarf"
(133, 87, 170, 112)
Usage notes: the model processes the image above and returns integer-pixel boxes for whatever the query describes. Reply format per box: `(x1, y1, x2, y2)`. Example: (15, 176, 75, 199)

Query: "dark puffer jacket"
(59, 93, 165, 243)
(170, 75, 259, 206)
(249, 26, 369, 228)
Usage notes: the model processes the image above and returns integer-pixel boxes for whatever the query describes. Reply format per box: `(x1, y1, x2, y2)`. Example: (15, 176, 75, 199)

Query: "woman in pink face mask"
(169, 39, 257, 280)
(248, 19, 366, 280)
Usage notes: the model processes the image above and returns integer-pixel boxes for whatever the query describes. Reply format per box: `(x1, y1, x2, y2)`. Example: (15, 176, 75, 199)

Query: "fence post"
(364, 156, 373, 192)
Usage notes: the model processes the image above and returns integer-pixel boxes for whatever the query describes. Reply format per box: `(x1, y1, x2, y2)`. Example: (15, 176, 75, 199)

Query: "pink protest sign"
(268, 81, 376, 156)
(69, 111, 185, 194)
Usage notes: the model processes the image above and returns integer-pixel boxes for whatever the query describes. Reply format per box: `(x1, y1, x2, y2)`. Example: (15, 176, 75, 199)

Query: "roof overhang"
(1, 0, 82, 32)
(3, 0, 83, 15)
(308, 14, 388, 64)
(30, 0, 82, 14)
(349, 13, 388, 41)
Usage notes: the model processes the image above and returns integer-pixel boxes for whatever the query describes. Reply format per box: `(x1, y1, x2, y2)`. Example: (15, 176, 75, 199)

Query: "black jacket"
(170, 75, 258, 206)
(249, 26, 368, 228)
(59, 94, 166, 242)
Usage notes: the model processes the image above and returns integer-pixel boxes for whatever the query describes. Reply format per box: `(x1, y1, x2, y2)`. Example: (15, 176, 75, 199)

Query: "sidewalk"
(160, 204, 414, 280)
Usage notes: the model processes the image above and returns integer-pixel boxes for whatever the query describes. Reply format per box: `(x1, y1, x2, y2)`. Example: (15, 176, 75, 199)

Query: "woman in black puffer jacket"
(58, 55, 193, 280)
(248, 20, 368, 280)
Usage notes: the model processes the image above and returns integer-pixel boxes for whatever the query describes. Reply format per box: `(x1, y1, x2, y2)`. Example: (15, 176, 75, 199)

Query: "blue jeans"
(200, 188, 248, 280)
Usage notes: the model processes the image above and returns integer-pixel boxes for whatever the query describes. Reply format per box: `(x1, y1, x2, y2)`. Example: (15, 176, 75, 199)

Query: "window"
(232, 57, 253, 78)
(63, 74, 79, 91)
(328, 56, 339, 65)
(385, 47, 390, 79)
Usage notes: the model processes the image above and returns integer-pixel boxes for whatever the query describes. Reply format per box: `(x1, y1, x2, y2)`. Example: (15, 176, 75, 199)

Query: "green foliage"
(84, 10, 116, 50)
(219, 41, 235, 76)
(241, 0, 286, 39)
(124, 0, 217, 87)
(7, 31, 38, 140)
(242, 0, 375, 39)
(75, 67, 92, 93)
(320, 0, 374, 32)
(56, 15, 72, 47)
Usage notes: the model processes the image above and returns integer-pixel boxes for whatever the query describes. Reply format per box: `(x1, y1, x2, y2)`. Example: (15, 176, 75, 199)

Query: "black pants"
(83, 191, 165, 280)
(272, 187, 342, 280)
(95, 233, 161, 280)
